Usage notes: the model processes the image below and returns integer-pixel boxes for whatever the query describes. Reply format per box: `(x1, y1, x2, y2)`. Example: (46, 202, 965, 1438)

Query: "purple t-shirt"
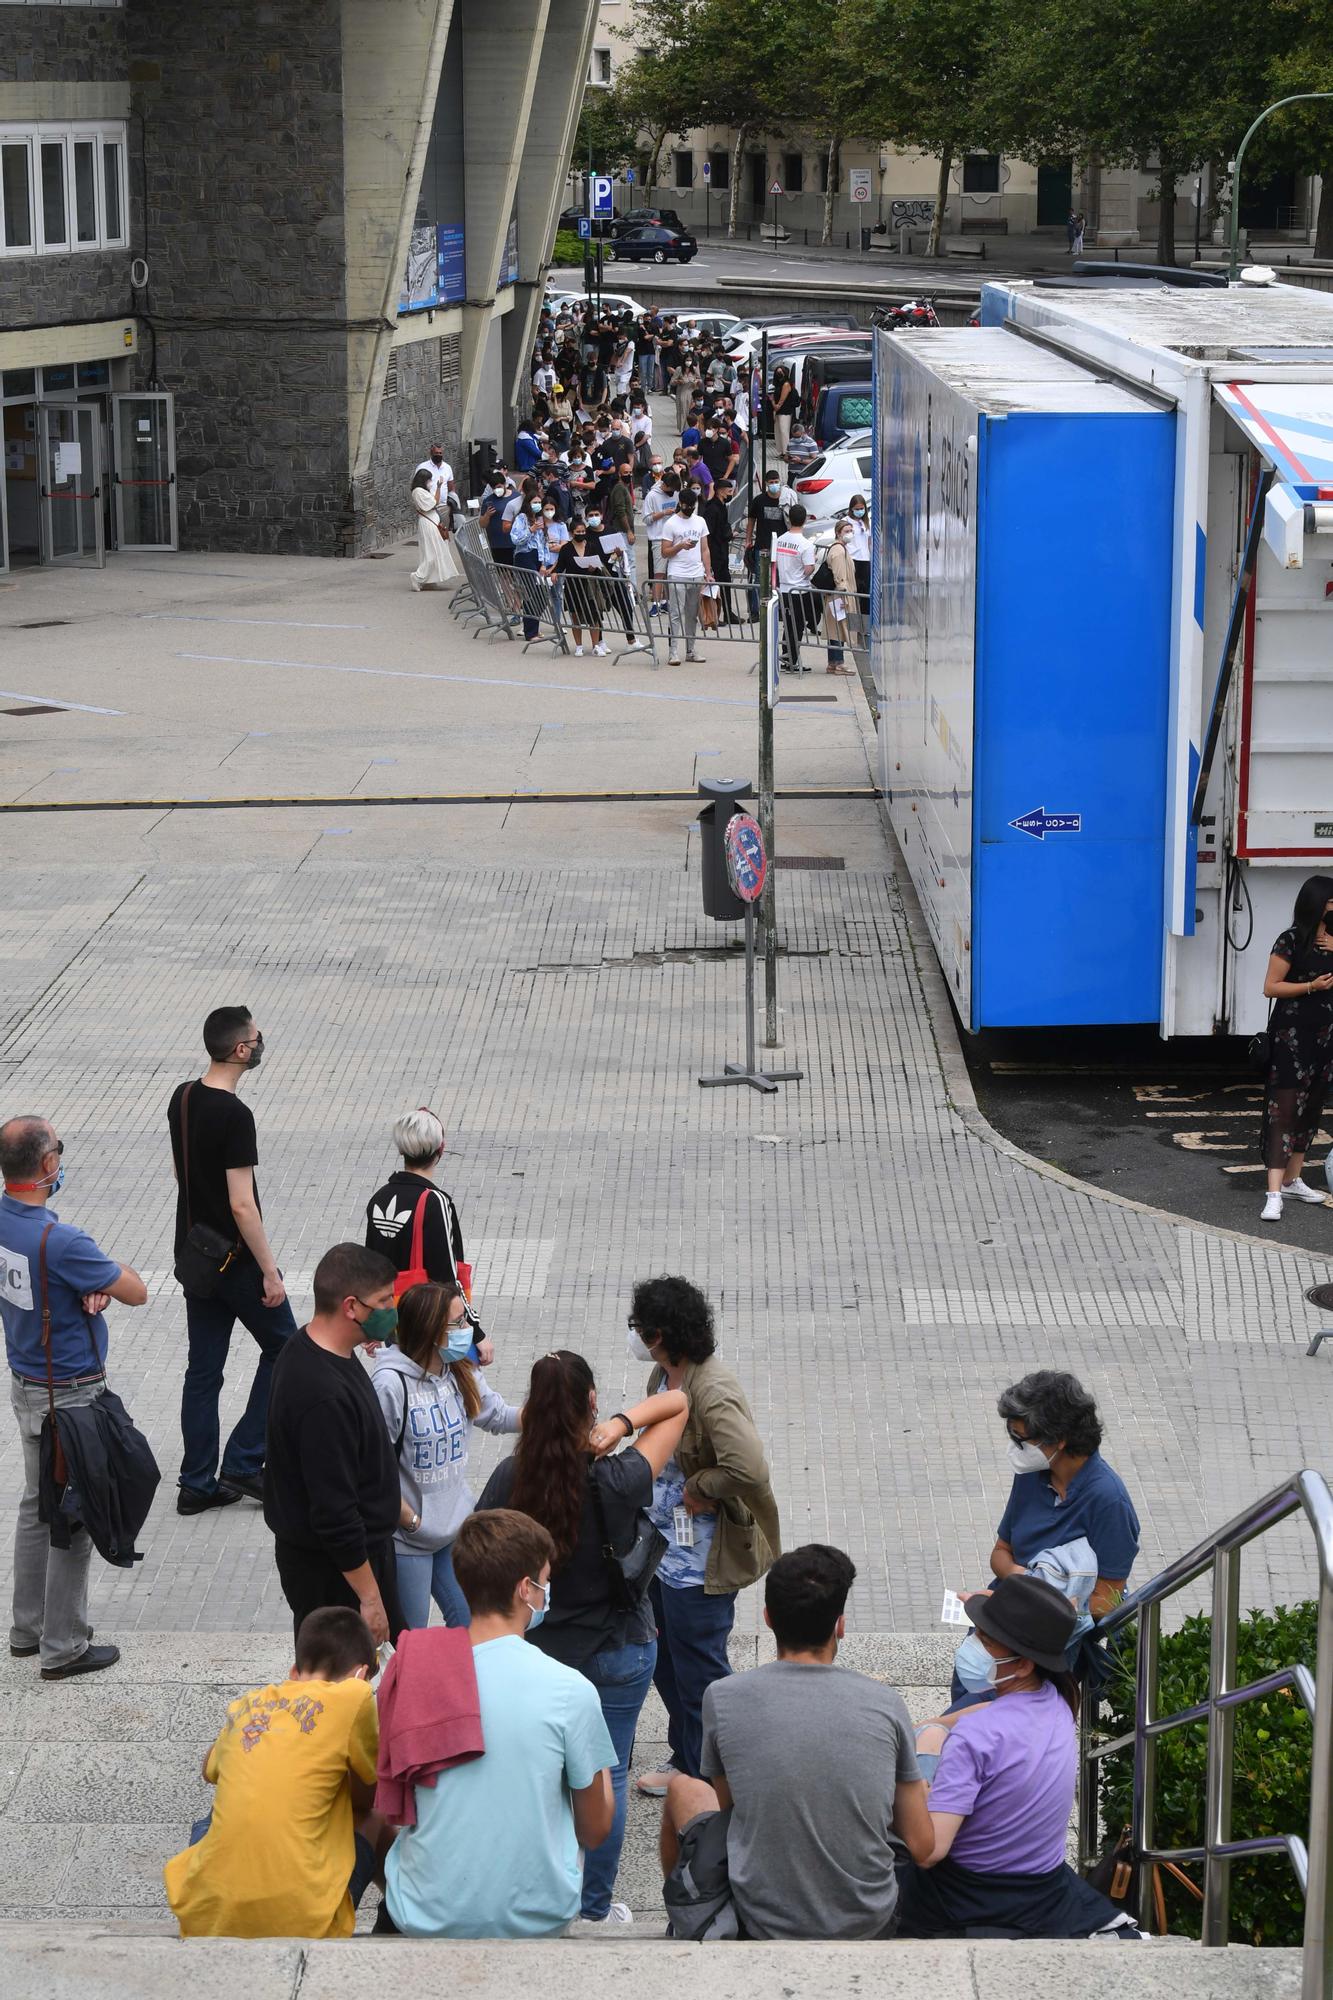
(928, 1680, 1075, 1873)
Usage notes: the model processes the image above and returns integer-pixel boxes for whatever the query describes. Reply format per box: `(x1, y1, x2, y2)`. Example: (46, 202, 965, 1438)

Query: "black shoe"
(219, 1473, 264, 1503)
(177, 1484, 243, 1515)
(41, 1642, 121, 1681)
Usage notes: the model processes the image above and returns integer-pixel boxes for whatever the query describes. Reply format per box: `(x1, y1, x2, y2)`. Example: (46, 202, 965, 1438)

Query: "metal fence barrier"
(1078, 1469, 1333, 1995)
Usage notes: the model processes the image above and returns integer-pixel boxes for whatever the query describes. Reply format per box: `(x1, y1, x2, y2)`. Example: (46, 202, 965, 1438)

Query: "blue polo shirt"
(0, 1194, 120, 1382)
(997, 1451, 1140, 1580)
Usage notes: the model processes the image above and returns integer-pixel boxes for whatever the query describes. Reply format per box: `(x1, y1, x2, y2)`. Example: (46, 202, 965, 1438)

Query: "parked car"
(545, 285, 647, 318)
(672, 309, 741, 340)
(812, 381, 874, 446)
(797, 345, 875, 421)
(613, 205, 686, 236)
(725, 315, 857, 360)
(557, 206, 618, 239)
(790, 435, 874, 527)
(611, 224, 698, 264)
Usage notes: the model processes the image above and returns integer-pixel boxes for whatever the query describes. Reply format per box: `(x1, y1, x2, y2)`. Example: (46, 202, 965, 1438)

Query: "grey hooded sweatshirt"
(372, 1346, 520, 1554)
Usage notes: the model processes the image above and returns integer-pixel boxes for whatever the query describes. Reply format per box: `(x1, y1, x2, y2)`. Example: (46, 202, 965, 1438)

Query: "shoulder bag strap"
(179, 1082, 194, 1231)
(586, 1460, 623, 1561)
(39, 1222, 69, 1485)
(409, 1187, 430, 1272)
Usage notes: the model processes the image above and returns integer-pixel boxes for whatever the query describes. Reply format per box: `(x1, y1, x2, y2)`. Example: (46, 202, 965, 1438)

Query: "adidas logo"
(371, 1197, 412, 1240)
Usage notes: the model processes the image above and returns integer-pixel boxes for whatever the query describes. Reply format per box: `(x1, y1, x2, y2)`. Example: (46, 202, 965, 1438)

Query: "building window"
(708, 150, 730, 191)
(589, 46, 612, 86)
(673, 150, 694, 188)
(0, 121, 129, 256)
(439, 334, 461, 387)
(783, 152, 804, 194)
(749, 153, 768, 207)
(382, 352, 398, 399)
(962, 153, 1001, 194)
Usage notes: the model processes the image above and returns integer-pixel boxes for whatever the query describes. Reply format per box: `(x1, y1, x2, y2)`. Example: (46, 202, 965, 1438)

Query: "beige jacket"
(650, 1354, 780, 1594)
(823, 539, 856, 640)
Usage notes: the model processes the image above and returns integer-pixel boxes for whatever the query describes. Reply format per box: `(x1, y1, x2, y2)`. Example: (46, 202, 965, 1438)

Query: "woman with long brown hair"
(477, 1350, 687, 1926)
(372, 1282, 521, 1630)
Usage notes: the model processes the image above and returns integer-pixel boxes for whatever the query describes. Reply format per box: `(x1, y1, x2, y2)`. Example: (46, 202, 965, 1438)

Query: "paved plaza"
(2, 523, 1333, 1922)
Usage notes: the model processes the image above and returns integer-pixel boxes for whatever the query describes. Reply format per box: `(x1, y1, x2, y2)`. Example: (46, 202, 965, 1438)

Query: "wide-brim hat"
(966, 1573, 1077, 1674)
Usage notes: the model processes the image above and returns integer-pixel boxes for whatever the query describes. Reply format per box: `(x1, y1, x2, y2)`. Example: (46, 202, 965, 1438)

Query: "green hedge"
(549, 229, 586, 267)
(1097, 1602, 1317, 1945)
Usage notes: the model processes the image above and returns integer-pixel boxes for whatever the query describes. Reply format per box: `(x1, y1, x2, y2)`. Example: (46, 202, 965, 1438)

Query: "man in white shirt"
(413, 445, 455, 513)
(643, 468, 680, 609)
(660, 489, 713, 666)
(773, 503, 818, 673)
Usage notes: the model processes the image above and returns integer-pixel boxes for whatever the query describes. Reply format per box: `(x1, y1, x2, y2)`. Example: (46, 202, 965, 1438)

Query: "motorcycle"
(871, 298, 940, 331)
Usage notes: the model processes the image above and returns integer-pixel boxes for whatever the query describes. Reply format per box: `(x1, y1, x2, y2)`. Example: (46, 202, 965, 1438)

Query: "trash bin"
(860, 226, 872, 253)
(697, 776, 752, 921)
(468, 438, 498, 499)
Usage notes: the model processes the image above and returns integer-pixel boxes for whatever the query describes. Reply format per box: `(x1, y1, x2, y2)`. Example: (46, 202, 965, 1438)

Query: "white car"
(544, 286, 646, 318)
(670, 309, 740, 340)
(790, 430, 873, 527)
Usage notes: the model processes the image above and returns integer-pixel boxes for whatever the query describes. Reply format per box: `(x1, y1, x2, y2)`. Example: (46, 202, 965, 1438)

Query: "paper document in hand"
(940, 1589, 970, 1627)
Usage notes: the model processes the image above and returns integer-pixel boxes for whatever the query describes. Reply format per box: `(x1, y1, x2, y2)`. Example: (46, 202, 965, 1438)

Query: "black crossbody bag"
(172, 1082, 239, 1299)
(588, 1461, 667, 1613)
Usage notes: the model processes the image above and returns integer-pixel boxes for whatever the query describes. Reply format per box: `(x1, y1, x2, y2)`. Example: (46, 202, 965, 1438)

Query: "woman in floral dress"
(1260, 874, 1333, 1221)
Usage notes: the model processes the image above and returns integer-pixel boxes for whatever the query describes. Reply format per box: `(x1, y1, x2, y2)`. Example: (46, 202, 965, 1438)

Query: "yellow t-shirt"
(164, 1675, 378, 1938)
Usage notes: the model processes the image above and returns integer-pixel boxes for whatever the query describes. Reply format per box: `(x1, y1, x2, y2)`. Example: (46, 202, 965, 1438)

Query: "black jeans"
(180, 1256, 296, 1495)
(273, 1535, 405, 1645)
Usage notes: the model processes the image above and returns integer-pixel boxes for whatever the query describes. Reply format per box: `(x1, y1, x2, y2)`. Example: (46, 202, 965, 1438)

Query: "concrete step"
(0, 1928, 1304, 1997)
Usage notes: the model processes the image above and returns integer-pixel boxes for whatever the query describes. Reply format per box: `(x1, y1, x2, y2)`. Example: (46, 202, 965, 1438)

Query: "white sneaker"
(578, 1902, 632, 1928)
(667, 654, 681, 666)
(573, 645, 584, 656)
(1262, 1192, 1283, 1222)
(635, 1761, 676, 1797)
(593, 642, 608, 655)
(1282, 1176, 1326, 1204)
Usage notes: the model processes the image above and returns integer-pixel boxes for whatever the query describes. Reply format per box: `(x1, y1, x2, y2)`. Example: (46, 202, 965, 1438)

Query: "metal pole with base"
(698, 807, 802, 1092)
(700, 903, 802, 1093)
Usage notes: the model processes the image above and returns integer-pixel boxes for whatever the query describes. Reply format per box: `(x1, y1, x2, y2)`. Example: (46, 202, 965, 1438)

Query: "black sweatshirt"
(263, 1330, 400, 1571)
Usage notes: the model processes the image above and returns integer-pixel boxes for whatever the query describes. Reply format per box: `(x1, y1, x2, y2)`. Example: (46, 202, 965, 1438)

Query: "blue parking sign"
(626, 168, 635, 184)
(592, 175, 614, 217)
(577, 216, 591, 240)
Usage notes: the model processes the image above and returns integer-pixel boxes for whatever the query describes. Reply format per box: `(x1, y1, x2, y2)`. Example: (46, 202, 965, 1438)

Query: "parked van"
(812, 380, 874, 445)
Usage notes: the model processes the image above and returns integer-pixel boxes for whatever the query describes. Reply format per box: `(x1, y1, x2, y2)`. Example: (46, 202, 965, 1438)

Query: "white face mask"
(627, 1329, 656, 1366)
(1007, 1439, 1052, 1475)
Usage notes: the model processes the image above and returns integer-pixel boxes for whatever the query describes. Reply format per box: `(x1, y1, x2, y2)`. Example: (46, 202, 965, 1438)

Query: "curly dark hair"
(997, 1370, 1103, 1457)
(630, 1275, 716, 1366)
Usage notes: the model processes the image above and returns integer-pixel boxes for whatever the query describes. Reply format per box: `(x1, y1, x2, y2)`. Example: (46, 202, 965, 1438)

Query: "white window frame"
(588, 47, 612, 87)
(1, 132, 35, 253)
(0, 120, 128, 258)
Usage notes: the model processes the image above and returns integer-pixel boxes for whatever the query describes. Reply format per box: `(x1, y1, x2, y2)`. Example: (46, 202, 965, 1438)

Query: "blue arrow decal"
(1009, 806, 1082, 841)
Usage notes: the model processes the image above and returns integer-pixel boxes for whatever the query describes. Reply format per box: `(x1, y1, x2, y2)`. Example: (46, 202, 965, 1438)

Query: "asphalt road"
(967, 1026, 1333, 1250)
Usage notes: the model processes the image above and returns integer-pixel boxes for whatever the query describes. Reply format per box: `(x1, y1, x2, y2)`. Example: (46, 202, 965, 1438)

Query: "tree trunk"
(728, 122, 749, 238)
(1317, 159, 1333, 259)
(1157, 166, 1177, 266)
(927, 146, 951, 258)
(821, 133, 841, 245)
(645, 125, 667, 192)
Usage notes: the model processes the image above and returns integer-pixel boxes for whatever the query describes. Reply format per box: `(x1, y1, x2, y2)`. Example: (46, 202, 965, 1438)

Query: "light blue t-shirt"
(650, 1454, 716, 1589)
(385, 1634, 614, 1938)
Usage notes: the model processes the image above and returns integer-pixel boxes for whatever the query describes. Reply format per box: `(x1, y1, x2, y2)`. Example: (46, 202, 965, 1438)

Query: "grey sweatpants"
(10, 1372, 101, 1669)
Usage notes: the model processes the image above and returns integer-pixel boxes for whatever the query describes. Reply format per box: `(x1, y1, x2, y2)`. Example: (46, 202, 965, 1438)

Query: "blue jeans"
(649, 1578, 736, 1780)
(578, 1637, 656, 1917)
(180, 1257, 296, 1494)
(395, 1540, 470, 1630)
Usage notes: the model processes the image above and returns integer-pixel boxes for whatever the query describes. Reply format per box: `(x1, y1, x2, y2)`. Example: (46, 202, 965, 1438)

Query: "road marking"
(174, 650, 851, 716)
(143, 615, 370, 631)
(0, 688, 124, 716)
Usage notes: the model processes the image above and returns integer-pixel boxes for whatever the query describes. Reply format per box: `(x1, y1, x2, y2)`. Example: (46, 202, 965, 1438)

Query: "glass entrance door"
(36, 402, 104, 566)
(112, 392, 177, 549)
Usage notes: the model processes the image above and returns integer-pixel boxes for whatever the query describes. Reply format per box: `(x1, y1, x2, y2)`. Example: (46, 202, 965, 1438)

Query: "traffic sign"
(626, 167, 635, 184)
(850, 168, 872, 204)
(769, 179, 783, 197)
(577, 216, 591, 240)
(591, 174, 614, 218)
(724, 813, 767, 903)
(702, 161, 711, 179)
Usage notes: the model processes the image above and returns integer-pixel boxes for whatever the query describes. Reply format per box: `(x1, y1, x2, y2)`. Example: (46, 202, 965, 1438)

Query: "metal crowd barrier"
(1078, 1469, 1333, 1995)
(452, 518, 519, 640)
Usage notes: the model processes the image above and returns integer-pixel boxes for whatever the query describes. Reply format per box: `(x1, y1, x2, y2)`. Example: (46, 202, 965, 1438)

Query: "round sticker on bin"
(724, 813, 767, 903)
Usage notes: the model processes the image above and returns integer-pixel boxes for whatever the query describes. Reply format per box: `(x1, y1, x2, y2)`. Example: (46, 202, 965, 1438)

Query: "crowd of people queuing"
(439, 295, 869, 671)
(1, 996, 1151, 1943)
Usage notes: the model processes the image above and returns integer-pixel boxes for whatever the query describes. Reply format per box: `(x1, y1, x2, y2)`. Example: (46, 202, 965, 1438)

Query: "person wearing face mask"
(628, 1276, 779, 1797)
(554, 519, 608, 656)
(507, 495, 548, 642)
(480, 468, 516, 565)
(899, 1576, 1133, 1940)
(822, 521, 857, 674)
(644, 467, 681, 611)
(1, 1114, 147, 1680)
(168, 1006, 297, 1516)
(745, 470, 789, 617)
(844, 494, 871, 628)
(1259, 873, 1333, 1220)
(373, 1283, 521, 1631)
(412, 441, 456, 515)
(263, 1242, 405, 1648)
(660, 486, 713, 665)
(478, 1351, 687, 1924)
(381, 1508, 616, 1939)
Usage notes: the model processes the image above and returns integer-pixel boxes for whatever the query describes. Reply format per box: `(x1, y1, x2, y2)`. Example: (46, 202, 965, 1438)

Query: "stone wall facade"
(355, 332, 464, 554)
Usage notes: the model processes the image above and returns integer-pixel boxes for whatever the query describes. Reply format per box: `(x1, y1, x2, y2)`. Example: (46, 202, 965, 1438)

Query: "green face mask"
(356, 1301, 398, 1342)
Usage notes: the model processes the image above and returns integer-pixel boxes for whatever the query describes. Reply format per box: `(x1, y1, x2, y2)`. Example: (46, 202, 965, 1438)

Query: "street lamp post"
(1227, 92, 1333, 281)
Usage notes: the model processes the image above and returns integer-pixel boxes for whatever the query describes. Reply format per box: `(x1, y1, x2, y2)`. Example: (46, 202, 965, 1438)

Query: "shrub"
(549, 230, 586, 268)
(1097, 1601, 1317, 1946)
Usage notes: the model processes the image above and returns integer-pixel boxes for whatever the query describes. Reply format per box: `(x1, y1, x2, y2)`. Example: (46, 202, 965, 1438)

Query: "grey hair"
(392, 1108, 444, 1166)
(997, 1371, 1103, 1457)
(0, 1116, 53, 1181)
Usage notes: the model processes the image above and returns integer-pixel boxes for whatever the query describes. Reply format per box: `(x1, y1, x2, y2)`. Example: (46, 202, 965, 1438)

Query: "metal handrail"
(1077, 1470, 1333, 1998)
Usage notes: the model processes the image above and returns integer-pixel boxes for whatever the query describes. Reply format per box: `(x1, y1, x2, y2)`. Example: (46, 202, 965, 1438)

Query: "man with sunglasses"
(1, 1115, 147, 1678)
(167, 1006, 296, 1516)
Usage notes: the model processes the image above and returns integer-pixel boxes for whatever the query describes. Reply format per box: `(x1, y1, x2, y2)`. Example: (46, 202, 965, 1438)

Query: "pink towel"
(374, 1626, 484, 1827)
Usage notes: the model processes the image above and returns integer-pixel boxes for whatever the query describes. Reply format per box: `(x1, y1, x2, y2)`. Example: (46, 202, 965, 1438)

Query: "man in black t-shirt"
(263, 1241, 404, 1646)
(745, 476, 789, 615)
(167, 1005, 296, 1516)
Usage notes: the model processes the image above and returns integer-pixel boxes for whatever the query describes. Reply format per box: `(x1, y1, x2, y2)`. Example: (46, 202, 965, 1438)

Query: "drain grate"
(3, 704, 61, 716)
(16, 620, 70, 630)
(778, 856, 846, 871)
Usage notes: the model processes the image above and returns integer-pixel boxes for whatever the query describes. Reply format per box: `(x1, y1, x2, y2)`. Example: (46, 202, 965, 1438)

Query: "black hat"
(966, 1573, 1077, 1674)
